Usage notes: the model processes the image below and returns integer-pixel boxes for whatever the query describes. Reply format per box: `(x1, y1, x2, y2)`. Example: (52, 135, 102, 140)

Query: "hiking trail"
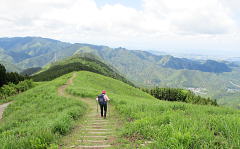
(0, 102, 12, 120)
(58, 73, 119, 149)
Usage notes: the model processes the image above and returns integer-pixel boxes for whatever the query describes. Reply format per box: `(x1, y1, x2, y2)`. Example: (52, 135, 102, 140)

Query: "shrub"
(1, 83, 17, 97)
(143, 87, 218, 106)
(0, 80, 33, 101)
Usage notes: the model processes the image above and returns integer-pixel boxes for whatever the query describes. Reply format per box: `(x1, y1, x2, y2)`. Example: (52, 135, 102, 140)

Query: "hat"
(102, 90, 106, 94)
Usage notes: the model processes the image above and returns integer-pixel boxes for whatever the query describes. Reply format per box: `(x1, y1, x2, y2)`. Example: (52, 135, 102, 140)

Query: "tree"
(0, 64, 7, 87)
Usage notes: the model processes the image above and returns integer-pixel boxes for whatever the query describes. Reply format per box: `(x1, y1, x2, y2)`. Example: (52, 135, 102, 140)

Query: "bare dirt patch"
(0, 102, 12, 120)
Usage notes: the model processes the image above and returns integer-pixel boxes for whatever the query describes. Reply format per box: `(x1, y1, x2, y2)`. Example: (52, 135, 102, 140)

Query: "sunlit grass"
(0, 73, 87, 148)
(67, 71, 240, 148)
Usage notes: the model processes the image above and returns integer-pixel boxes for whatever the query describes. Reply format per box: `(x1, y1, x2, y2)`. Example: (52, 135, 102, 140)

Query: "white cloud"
(143, 0, 237, 35)
(0, 0, 239, 52)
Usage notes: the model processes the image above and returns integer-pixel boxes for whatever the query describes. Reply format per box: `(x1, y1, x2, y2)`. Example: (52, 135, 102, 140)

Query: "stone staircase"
(59, 73, 117, 149)
(68, 113, 116, 149)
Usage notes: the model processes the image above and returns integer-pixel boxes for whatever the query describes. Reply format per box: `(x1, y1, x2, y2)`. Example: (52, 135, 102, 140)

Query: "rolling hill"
(1, 37, 240, 108)
(0, 73, 87, 148)
(0, 37, 233, 73)
(32, 53, 134, 86)
(0, 68, 239, 148)
(67, 71, 240, 148)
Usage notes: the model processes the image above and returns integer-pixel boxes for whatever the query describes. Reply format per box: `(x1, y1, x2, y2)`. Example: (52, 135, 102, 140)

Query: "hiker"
(96, 90, 110, 118)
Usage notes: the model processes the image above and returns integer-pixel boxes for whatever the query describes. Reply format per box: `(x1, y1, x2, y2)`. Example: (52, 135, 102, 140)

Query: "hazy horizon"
(1, 35, 240, 59)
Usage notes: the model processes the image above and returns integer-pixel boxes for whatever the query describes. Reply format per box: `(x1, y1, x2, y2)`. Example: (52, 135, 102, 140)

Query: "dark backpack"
(98, 94, 106, 104)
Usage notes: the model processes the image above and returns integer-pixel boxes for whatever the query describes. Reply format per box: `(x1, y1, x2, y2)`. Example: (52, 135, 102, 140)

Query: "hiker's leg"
(100, 104, 104, 117)
(104, 104, 107, 117)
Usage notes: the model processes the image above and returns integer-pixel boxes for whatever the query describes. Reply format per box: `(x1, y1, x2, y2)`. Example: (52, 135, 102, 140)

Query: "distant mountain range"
(0, 37, 240, 108)
(0, 37, 233, 73)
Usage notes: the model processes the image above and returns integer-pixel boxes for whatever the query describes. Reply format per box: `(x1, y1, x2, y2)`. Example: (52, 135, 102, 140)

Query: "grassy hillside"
(32, 54, 134, 86)
(67, 71, 240, 148)
(20, 67, 42, 76)
(1, 37, 240, 107)
(0, 73, 86, 148)
(73, 46, 240, 108)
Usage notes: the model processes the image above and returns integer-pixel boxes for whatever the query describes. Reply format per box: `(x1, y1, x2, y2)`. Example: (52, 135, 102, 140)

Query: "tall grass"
(0, 73, 87, 149)
(67, 71, 240, 148)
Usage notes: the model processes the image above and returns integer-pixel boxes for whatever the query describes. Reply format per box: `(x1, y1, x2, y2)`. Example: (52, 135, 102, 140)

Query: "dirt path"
(0, 102, 12, 120)
(58, 73, 119, 149)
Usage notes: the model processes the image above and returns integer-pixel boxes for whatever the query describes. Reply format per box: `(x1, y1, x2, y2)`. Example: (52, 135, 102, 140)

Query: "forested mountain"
(20, 67, 42, 76)
(1, 37, 240, 108)
(0, 37, 232, 73)
(159, 56, 231, 73)
(32, 54, 134, 86)
(0, 64, 26, 87)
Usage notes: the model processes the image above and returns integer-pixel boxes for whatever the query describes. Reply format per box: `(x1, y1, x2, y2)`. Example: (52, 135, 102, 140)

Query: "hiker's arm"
(96, 97, 98, 101)
(105, 95, 110, 101)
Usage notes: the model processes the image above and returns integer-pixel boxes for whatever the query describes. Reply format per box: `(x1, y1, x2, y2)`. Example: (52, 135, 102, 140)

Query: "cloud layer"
(0, 0, 239, 52)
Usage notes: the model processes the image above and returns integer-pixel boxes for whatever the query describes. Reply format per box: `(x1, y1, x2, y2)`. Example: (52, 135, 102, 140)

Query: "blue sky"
(0, 0, 240, 57)
(95, 0, 142, 10)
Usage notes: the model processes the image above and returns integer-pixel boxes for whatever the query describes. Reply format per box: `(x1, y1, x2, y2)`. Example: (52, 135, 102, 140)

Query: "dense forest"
(0, 64, 27, 87)
(20, 67, 42, 76)
(143, 87, 218, 106)
(0, 63, 33, 100)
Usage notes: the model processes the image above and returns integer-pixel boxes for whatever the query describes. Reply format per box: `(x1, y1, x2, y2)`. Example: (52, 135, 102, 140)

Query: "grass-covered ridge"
(0, 73, 86, 148)
(1, 36, 240, 108)
(32, 54, 134, 86)
(67, 71, 240, 148)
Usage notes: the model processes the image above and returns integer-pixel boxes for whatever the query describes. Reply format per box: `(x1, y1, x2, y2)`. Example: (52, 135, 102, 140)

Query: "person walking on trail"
(96, 90, 110, 118)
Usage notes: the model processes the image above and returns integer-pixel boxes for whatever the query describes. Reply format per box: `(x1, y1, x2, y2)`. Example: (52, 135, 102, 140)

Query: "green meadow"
(0, 73, 86, 149)
(0, 70, 239, 148)
(67, 71, 240, 148)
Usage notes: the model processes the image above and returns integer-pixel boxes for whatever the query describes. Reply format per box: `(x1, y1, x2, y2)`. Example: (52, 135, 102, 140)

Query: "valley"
(1, 0, 240, 148)
(1, 37, 240, 108)
(0, 58, 239, 148)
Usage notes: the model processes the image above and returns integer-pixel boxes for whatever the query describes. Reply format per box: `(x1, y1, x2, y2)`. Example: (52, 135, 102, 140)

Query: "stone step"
(87, 131, 112, 134)
(91, 123, 111, 125)
(84, 129, 110, 131)
(80, 129, 112, 132)
(82, 120, 108, 123)
(90, 121, 109, 123)
(85, 126, 104, 129)
(90, 121, 110, 124)
(82, 136, 108, 138)
(75, 144, 112, 149)
(82, 122, 109, 125)
(77, 140, 108, 143)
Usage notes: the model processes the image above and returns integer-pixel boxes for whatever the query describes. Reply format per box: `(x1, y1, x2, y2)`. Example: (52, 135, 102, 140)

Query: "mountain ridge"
(0, 37, 232, 73)
(1, 37, 240, 108)
(32, 53, 134, 86)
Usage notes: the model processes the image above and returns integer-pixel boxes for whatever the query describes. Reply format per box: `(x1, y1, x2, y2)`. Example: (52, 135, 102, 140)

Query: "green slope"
(67, 71, 240, 148)
(1, 37, 240, 107)
(0, 73, 86, 148)
(32, 54, 134, 86)
(75, 47, 240, 108)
